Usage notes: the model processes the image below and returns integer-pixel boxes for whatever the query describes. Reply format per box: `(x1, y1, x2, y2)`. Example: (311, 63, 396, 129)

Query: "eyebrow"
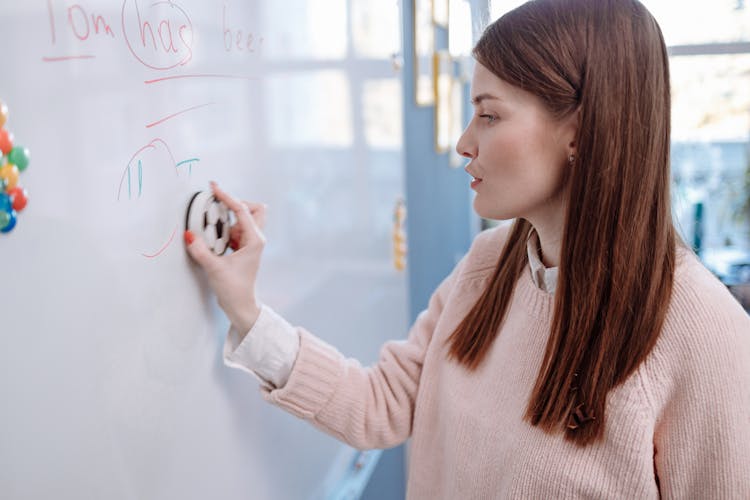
(470, 93, 502, 105)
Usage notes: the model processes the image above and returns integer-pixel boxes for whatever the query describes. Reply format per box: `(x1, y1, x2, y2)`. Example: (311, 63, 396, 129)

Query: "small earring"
(568, 154, 575, 164)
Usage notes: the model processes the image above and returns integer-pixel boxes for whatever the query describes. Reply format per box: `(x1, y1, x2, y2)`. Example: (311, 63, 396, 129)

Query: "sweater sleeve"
(258, 258, 465, 450)
(649, 294, 750, 499)
(223, 305, 300, 389)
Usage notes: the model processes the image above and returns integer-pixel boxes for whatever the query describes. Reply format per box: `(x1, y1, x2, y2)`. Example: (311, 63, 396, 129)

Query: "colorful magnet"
(0, 128, 12, 156)
(0, 192, 10, 212)
(0, 103, 27, 236)
(0, 164, 19, 190)
(0, 210, 10, 231)
(185, 191, 231, 255)
(8, 187, 27, 211)
(0, 209, 17, 233)
(8, 146, 29, 171)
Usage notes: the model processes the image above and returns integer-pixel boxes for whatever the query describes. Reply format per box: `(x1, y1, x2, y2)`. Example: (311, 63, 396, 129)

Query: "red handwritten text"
(223, 3, 264, 53)
(46, 0, 115, 50)
(67, 4, 115, 40)
(121, 0, 193, 70)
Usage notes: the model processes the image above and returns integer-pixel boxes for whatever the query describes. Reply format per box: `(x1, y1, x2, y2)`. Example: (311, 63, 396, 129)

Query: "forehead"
(470, 63, 534, 106)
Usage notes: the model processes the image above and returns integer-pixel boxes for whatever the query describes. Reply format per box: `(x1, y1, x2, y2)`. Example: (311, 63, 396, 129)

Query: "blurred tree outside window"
(647, 0, 750, 308)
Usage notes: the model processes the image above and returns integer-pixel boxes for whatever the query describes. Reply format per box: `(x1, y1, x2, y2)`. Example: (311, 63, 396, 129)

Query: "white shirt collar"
(526, 227, 559, 294)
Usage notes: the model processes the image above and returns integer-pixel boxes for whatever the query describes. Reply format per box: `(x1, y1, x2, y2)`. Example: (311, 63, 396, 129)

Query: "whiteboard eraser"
(185, 191, 231, 255)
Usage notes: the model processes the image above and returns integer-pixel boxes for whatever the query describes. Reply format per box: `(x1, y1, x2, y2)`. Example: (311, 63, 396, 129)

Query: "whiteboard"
(0, 1, 407, 499)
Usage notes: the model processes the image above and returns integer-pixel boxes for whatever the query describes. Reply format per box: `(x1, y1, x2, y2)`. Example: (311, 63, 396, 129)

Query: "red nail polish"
(184, 230, 195, 245)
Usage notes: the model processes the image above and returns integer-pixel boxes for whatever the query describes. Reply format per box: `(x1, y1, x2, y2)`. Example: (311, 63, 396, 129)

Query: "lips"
(465, 166, 482, 189)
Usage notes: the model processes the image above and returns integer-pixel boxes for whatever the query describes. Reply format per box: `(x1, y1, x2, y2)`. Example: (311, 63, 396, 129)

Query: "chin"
(473, 199, 519, 222)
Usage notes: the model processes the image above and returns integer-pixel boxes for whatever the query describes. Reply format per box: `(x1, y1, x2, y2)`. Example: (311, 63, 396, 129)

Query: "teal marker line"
(138, 159, 143, 197)
(177, 158, 200, 175)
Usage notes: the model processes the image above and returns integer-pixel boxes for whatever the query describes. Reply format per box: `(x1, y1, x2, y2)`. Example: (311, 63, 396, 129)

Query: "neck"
(535, 226, 562, 267)
(526, 198, 566, 268)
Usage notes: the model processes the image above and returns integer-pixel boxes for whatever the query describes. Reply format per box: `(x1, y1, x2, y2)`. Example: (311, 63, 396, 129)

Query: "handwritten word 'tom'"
(47, 1, 115, 42)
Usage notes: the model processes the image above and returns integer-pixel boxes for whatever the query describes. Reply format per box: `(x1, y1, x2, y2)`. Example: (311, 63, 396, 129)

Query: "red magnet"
(8, 187, 27, 212)
(0, 128, 12, 156)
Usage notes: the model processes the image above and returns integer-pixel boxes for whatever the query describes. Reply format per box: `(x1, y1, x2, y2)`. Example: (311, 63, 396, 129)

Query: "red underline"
(144, 74, 260, 84)
(142, 225, 178, 259)
(42, 55, 96, 62)
(145, 102, 215, 128)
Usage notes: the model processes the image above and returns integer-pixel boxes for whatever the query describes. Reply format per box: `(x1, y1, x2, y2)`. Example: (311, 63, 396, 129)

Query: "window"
(644, 0, 750, 305)
(259, 1, 404, 259)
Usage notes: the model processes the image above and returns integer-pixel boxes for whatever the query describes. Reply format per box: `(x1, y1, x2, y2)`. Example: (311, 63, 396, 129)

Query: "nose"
(455, 126, 475, 160)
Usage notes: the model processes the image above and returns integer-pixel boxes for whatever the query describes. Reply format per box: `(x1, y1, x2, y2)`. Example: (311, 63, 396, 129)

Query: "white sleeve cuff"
(223, 304, 300, 389)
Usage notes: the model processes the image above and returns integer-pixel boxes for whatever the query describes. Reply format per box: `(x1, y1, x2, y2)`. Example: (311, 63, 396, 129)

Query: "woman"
(185, 0, 750, 497)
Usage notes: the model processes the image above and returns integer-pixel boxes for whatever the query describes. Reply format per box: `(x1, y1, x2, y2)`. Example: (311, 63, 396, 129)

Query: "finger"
(184, 230, 219, 269)
(211, 183, 266, 249)
(243, 201, 267, 230)
(210, 182, 259, 238)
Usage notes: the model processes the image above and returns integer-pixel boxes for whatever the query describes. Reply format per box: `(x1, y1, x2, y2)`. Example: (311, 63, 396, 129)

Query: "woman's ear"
(562, 107, 580, 156)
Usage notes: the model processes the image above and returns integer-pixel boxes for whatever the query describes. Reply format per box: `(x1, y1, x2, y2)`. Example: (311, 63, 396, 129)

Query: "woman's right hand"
(185, 181, 267, 334)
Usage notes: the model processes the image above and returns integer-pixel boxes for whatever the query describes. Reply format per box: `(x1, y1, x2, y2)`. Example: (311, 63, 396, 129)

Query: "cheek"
(522, 130, 567, 184)
(481, 120, 566, 174)
(488, 135, 568, 202)
(484, 129, 530, 169)
(489, 133, 547, 180)
(525, 157, 568, 201)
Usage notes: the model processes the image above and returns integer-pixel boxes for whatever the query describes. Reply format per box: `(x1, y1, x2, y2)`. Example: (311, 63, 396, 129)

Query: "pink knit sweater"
(258, 226, 750, 499)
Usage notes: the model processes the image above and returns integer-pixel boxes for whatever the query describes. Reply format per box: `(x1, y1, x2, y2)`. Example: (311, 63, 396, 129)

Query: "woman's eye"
(479, 114, 497, 123)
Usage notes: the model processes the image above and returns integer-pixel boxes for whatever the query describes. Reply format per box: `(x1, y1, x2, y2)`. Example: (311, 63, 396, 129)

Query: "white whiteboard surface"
(0, 1, 407, 499)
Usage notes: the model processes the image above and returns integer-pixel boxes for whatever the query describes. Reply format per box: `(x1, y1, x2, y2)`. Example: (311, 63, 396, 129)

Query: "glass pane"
(449, 0, 473, 57)
(671, 54, 750, 142)
(415, 0, 436, 105)
(643, 0, 750, 46)
(262, 0, 347, 59)
(265, 71, 353, 147)
(670, 54, 750, 299)
(351, 0, 400, 58)
(490, 0, 528, 20)
(363, 79, 403, 149)
(493, 1, 750, 46)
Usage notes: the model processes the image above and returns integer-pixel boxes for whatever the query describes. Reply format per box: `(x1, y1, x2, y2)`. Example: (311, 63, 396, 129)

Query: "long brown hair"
(447, 0, 677, 446)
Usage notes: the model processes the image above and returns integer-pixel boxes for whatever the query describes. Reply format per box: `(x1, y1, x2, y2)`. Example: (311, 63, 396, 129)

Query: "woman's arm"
(651, 305, 750, 499)
(257, 262, 461, 450)
(186, 182, 464, 450)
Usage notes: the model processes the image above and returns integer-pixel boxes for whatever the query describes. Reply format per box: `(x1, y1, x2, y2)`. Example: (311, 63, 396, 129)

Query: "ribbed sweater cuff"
(261, 330, 345, 420)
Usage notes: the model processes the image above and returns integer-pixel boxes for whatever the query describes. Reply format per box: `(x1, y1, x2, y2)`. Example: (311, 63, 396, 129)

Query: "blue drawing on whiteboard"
(176, 158, 200, 175)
